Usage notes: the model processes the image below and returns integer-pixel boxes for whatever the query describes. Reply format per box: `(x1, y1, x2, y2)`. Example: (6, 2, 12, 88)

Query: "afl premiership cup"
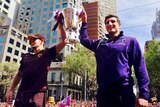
(61, 7, 82, 44)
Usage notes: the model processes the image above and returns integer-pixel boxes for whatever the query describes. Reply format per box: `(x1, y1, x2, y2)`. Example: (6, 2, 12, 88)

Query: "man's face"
(29, 38, 43, 48)
(105, 17, 121, 35)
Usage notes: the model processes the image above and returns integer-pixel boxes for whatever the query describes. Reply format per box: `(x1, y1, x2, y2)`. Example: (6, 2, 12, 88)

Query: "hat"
(48, 96, 55, 104)
(28, 34, 46, 43)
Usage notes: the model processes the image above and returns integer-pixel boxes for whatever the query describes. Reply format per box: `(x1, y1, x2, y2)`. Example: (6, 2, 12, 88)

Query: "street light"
(84, 71, 87, 101)
(60, 72, 64, 101)
(54, 57, 64, 101)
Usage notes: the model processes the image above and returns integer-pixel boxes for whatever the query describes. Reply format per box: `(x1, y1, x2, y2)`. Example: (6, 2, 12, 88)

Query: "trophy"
(51, 8, 82, 44)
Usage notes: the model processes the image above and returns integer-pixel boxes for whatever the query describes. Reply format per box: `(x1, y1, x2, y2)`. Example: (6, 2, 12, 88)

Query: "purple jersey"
(79, 23, 150, 100)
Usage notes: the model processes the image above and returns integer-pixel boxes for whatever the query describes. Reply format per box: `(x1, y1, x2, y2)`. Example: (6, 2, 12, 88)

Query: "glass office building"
(16, 0, 82, 48)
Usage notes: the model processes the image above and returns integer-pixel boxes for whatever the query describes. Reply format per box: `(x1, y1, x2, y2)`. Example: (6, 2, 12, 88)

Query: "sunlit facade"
(151, 9, 160, 41)
(0, 0, 20, 26)
(0, 12, 30, 63)
(82, 0, 116, 38)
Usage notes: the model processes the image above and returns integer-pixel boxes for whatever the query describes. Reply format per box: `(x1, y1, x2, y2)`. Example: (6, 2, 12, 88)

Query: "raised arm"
(54, 12, 67, 54)
(79, 10, 99, 52)
(131, 38, 150, 106)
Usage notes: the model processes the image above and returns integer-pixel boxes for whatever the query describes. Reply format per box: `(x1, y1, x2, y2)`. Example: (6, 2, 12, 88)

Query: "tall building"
(82, 0, 116, 16)
(0, 12, 30, 63)
(82, 0, 116, 39)
(151, 9, 160, 41)
(83, 2, 100, 39)
(0, 0, 20, 26)
(16, 0, 82, 47)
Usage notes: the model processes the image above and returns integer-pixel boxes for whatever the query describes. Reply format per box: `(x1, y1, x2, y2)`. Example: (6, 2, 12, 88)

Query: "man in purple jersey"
(6, 18, 67, 107)
(79, 11, 150, 107)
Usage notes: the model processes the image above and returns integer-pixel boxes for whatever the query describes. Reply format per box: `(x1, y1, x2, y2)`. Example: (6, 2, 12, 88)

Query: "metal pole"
(60, 82, 63, 101)
(84, 71, 86, 101)
(60, 72, 64, 101)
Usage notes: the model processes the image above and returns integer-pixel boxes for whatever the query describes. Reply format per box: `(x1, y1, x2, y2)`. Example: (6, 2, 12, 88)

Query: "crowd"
(45, 101, 97, 107)
(0, 102, 160, 107)
(0, 101, 95, 107)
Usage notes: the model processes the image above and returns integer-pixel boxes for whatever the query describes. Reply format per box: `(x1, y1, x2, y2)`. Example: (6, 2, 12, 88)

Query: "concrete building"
(0, 12, 30, 63)
(82, 0, 116, 39)
(0, 0, 20, 26)
(82, 0, 116, 16)
(83, 2, 102, 39)
(47, 62, 83, 101)
(151, 9, 160, 41)
(16, 0, 82, 47)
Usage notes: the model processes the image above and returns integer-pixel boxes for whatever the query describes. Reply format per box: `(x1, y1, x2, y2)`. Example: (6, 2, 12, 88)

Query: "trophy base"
(65, 38, 80, 44)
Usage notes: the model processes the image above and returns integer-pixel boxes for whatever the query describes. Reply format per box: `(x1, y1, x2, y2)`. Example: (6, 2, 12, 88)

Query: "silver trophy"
(62, 8, 82, 44)
(51, 8, 82, 44)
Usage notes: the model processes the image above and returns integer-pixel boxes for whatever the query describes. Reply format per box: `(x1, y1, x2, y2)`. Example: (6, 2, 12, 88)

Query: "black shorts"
(14, 92, 46, 107)
(97, 85, 136, 107)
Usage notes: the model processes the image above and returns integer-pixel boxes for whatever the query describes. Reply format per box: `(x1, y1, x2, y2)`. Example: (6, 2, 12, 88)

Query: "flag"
(59, 95, 71, 107)
(47, 9, 59, 23)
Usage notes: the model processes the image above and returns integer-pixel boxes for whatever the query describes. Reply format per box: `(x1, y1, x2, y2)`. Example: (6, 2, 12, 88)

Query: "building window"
(7, 47, 12, 53)
(68, 91, 71, 96)
(60, 73, 64, 82)
(50, 1, 54, 5)
(54, 90, 56, 96)
(2, 10, 8, 16)
(51, 73, 55, 83)
(0, 37, 5, 42)
(29, 29, 33, 33)
(62, 3, 67, 8)
(16, 42, 21, 48)
(41, 20, 46, 25)
(56, 4, 60, 9)
(43, 8, 47, 12)
(28, 47, 31, 52)
(44, 1, 48, 5)
(48, 90, 52, 97)
(23, 37, 28, 42)
(9, 38, 14, 44)
(5, 0, 10, 4)
(13, 58, 17, 62)
(47, 26, 51, 31)
(14, 50, 19, 56)
(17, 33, 22, 39)
(42, 14, 47, 19)
(22, 45, 26, 50)
(50, 7, 53, 11)
(56, 0, 60, 2)
(0, 46, 3, 53)
(52, 38, 57, 44)
(5, 56, 10, 62)
(4, 4, 9, 10)
(11, 30, 16, 36)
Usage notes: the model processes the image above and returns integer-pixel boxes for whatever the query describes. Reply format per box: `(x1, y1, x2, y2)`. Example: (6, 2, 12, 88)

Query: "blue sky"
(116, 0, 160, 52)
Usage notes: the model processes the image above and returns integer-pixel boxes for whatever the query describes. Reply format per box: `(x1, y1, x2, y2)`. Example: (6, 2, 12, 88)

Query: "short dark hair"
(104, 14, 121, 25)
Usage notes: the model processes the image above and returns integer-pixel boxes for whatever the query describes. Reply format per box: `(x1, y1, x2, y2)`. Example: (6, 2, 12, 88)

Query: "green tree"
(62, 45, 97, 100)
(0, 62, 19, 101)
(145, 40, 160, 101)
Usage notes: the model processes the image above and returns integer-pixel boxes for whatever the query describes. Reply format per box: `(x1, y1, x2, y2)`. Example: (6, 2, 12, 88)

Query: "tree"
(62, 45, 97, 100)
(145, 40, 160, 101)
(0, 62, 19, 101)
